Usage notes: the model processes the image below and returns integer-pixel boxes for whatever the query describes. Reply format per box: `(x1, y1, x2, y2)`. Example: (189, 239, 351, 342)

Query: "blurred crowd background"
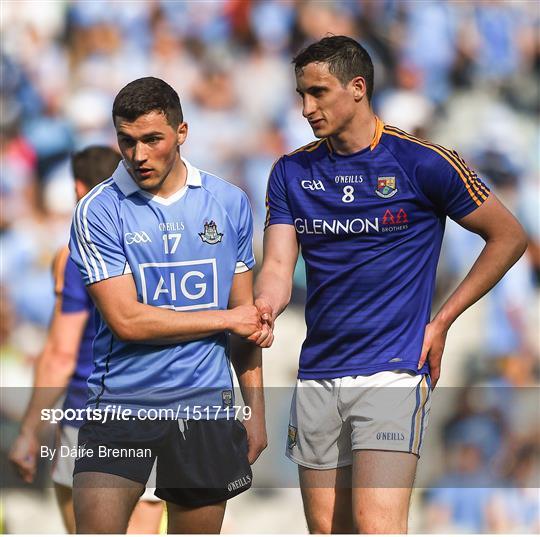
(1, 0, 539, 533)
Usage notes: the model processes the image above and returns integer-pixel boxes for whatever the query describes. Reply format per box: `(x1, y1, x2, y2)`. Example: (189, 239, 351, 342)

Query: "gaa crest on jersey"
(199, 220, 223, 244)
(375, 176, 397, 198)
(287, 425, 298, 449)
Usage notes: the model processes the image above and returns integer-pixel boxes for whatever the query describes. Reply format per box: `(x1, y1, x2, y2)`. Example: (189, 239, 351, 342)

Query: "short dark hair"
(293, 36, 374, 101)
(71, 146, 121, 189)
(112, 77, 183, 128)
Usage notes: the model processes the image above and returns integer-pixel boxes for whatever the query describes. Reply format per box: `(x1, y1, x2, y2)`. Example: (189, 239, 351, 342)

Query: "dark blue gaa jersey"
(266, 119, 490, 379)
(53, 247, 95, 424)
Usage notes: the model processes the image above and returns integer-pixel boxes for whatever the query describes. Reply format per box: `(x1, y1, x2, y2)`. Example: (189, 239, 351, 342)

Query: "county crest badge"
(199, 220, 223, 244)
(375, 176, 397, 198)
(222, 389, 233, 407)
(287, 425, 298, 449)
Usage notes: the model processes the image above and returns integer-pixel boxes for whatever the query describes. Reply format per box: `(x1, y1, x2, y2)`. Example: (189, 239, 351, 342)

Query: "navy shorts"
(74, 417, 252, 507)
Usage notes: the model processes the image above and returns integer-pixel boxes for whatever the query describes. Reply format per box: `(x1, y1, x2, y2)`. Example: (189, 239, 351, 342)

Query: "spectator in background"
(148, 17, 199, 98)
(424, 440, 496, 533)
(470, 150, 535, 362)
(242, 122, 287, 235)
(183, 53, 252, 182)
(400, 1, 459, 104)
(0, 117, 61, 328)
(472, 1, 525, 83)
(378, 62, 434, 138)
(487, 444, 540, 533)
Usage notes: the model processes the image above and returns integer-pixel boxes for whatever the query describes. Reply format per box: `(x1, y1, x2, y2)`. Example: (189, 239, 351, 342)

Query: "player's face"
(115, 111, 187, 194)
(296, 62, 363, 139)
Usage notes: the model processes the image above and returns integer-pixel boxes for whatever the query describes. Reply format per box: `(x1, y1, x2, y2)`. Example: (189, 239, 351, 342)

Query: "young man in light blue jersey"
(69, 77, 271, 533)
(255, 36, 527, 533)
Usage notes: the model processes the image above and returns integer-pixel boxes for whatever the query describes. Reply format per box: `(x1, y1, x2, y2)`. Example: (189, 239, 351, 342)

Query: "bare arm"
(254, 224, 299, 327)
(418, 194, 528, 385)
(87, 274, 262, 343)
(22, 306, 88, 431)
(9, 297, 88, 482)
(228, 270, 267, 463)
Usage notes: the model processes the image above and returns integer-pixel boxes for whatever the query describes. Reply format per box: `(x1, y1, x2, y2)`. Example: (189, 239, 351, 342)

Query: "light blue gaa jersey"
(69, 158, 255, 414)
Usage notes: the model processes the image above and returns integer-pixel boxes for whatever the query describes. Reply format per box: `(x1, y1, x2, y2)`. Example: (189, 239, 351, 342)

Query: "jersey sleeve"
(265, 157, 294, 228)
(61, 256, 92, 313)
(235, 192, 256, 274)
(415, 148, 490, 220)
(69, 192, 127, 285)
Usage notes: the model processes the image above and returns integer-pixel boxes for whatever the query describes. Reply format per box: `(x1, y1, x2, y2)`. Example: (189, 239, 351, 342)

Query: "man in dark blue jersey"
(9, 146, 163, 533)
(255, 36, 527, 533)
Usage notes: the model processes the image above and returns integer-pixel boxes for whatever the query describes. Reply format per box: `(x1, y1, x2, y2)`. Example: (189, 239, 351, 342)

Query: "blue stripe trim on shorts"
(408, 379, 421, 452)
(418, 374, 432, 453)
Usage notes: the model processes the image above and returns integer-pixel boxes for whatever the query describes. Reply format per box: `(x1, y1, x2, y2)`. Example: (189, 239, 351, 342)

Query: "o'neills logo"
(376, 432, 405, 441)
(294, 218, 379, 235)
(227, 474, 252, 491)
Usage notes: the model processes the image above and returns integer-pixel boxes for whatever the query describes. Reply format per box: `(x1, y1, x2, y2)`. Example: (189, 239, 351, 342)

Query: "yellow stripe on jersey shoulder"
(265, 140, 325, 227)
(286, 138, 325, 156)
(264, 157, 283, 229)
(383, 125, 488, 206)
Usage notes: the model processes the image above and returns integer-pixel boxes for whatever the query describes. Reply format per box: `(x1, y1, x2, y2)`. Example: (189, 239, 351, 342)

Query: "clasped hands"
(227, 298, 274, 348)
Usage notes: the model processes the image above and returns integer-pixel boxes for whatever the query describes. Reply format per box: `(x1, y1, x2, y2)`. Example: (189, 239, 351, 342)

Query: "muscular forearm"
(104, 302, 229, 343)
(254, 266, 293, 319)
(21, 388, 64, 434)
(90, 274, 261, 344)
(229, 333, 267, 463)
(230, 336, 265, 414)
(433, 234, 527, 330)
(21, 349, 74, 434)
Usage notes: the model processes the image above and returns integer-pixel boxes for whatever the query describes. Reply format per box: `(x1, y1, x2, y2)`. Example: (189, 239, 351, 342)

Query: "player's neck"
(153, 155, 187, 198)
(329, 111, 377, 156)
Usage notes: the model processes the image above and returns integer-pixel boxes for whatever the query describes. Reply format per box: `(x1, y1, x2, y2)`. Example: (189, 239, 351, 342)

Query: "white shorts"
(286, 371, 431, 469)
(52, 424, 159, 502)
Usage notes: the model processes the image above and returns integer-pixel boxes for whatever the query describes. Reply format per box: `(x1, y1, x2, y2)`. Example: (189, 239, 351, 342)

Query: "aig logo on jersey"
(375, 176, 398, 198)
(139, 259, 218, 311)
(301, 179, 325, 191)
(125, 231, 152, 244)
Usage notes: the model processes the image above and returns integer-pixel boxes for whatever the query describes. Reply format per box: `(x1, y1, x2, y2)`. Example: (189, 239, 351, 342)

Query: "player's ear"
(74, 178, 89, 201)
(350, 76, 366, 102)
(177, 122, 188, 146)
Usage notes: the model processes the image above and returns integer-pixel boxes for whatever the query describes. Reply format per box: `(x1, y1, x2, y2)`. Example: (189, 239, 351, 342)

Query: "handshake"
(225, 298, 275, 348)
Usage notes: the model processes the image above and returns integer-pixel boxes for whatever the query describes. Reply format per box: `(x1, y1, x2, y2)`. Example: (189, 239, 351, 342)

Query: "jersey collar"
(325, 115, 384, 155)
(370, 115, 384, 150)
(112, 155, 202, 198)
